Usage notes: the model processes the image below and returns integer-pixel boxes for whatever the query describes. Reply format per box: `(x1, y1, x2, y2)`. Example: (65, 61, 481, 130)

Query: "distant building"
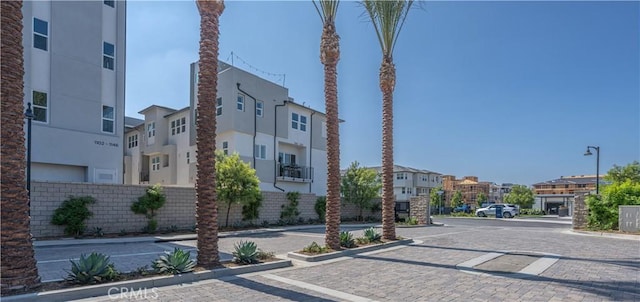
(442, 176, 492, 208)
(23, 1, 126, 183)
(489, 183, 515, 204)
(531, 175, 603, 215)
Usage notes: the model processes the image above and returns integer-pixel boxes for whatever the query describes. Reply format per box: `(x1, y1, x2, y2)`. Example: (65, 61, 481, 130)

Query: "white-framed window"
(402, 187, 406, 194)
(278, 152, 296, 165)
(186, 152, 190, 164)
(222, 141, 228, 155)
(421, 175, 428, 182)
(171, 117, 186, 135)
(102, 105, 114, 133)
(163, 154, 169, 167)
(292, 113, 298, 129)
(147, 122, 155, 138)
(33, 18, 48, 51)
(32, 90, 48, 123)
(103, 42, 115, 70)
(407, 187, 413, 195)
(254, 144, 267, 159)
(300, 115, 307, 131)
(104, 0, 114, 7)
(128, 134, 138, 148)
(256, 100, 263, 117)
(151, 156, 160, 171)
(321, 121, 327, 138)
(216, 97, 222, 116)
(396, 173, 406, 180)
(237, 94, 244, 111)
(292, 113, 307, 131)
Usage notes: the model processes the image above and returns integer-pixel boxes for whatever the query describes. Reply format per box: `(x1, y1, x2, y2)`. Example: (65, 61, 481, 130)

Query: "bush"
(280, 192, 301, 224)
(233, 241, 259, 265)
(315, 196, 326, 222)
(302, 242, 329, 254)
(520, 208, 544, 215)
(152, 248, 195, 274)
(66, 252, 118, 284)
(363, 227, 381, 243)
(242, 194, 262, 223)
(131, 185, 166, 233)
(256, 249, 275, 260)
(405, 217, 418, 225)
(51, 196, 95, 236)
(340, 231, 356, 248)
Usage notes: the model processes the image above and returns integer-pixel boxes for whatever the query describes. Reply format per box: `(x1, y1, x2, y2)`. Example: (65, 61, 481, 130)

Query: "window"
(292, 113, 298, 129)
(147, 122, 155, 138)
(396, 173, 406, 180)
(237, 94, 244, 111)
(254, 144, 266, 159)
(163, 154, 169, 167)
(292, 113, 308, 131)
(33, 18, 48, 51)
(152, 156, 160, 171)
(32, 91, 48, 122)
(171, 117, 186, 135)
(102, 105, 114, 133)
(103, 42, 115, 70)
(104, 0, 114, 7)
(402, 187, 406, 194)
(321, 121, 327, 138)
(407, 187, 413, 195)
(300, 115, 307, 131)
(222, 141, 228, 155)
(256, 101, 263, 117)
(421, 175, 428, 182)
(278, 152, 296, 165)
(186, 152, 190, 164)
(216, 97, 222, 116)
(128, 134, 138, 148)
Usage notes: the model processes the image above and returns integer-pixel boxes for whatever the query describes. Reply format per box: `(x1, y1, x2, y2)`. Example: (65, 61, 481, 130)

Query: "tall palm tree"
(362, 0, 413, 240)
(1, 0, 41, 292)
(195, 0, 224, 268)
(313, 0, 341, 250)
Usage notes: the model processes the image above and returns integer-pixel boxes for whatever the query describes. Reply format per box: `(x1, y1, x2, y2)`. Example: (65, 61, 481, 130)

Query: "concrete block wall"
(30, 182, 369, 238)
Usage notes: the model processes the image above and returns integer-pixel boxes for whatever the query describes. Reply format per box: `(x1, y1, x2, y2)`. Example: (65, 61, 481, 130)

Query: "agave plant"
(340, 231, 355, 248)
(364, 227, 382, 243)
(152, 248, 195, 274)
(232, 240, 259, 265)
(66, 252, 118, 284)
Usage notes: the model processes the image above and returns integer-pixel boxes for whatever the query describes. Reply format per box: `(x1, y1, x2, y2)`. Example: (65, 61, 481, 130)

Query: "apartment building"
(531, 175, 602, 215)
(23, 0, 126, 183)
(366, 165, 442, 213)
(442, 175, 492, 207)
(124, 62, 329, 195)
(489, 183, 514, 204)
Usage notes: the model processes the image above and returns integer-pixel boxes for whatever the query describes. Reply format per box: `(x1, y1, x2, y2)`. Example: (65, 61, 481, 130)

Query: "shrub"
(131, 184, 166, 233)
(315, 196, 326, 222)
(66, 252, 118, 284)
(233, 240, 259, 264)
(51, 196, 95, 236)
(242, 194, 262, 223)
(302, 241, 329, 254)
(92, 227, 104, 237)
(340, 231, 356, 248)
(280, 192, 301, 224)
(256, 249, 275, 260)
(405, 217, 418, 225)
(520, 208, 544, 215)
(152, 248, 195, 274)
(363, 227, 381, 243)
(356, 237, 370, 245)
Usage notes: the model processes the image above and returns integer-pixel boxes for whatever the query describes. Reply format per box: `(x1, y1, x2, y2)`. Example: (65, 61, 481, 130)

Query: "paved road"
(34, 218, 639, 301)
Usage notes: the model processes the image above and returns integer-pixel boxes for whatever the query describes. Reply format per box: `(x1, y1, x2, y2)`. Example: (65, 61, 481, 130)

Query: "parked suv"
(475, 204, 519, 218)
(452, 204, 472, 214)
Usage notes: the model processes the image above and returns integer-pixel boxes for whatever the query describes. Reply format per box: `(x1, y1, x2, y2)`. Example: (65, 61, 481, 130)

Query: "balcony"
(140, 171, 149, 183)
(277, 163, 313, 183)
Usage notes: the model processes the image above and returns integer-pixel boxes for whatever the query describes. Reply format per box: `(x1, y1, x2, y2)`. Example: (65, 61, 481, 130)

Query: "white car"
(476, 204, 519, 218)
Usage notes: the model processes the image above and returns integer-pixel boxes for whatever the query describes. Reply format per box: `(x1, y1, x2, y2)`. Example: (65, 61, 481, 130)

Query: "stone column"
(572, 193, 589, 229)
(409, 194, 430, 225)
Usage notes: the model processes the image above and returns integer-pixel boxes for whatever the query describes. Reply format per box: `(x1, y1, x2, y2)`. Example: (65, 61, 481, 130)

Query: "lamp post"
(24, 102, 34, 199)
(437, 190, 444, 215)
(584, 145, 600, 194)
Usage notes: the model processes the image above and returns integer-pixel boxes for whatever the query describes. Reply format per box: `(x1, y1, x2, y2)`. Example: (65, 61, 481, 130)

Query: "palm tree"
(362, 0, 413, 240)
(313, 0, 341, 250)
(1, 0, 41, 292)
(195, 0, 224, 268)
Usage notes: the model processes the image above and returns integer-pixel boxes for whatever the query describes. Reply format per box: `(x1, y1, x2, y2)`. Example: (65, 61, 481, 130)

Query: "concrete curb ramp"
(287, 238, 414, 262)
(3, 259, 292, 302)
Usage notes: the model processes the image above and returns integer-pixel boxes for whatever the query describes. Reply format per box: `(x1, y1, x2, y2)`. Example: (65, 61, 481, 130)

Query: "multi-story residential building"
(489, 183, 515, 204)
(442, 175, 491, 207)
(531, 175, 602, 215)
(23, 0, 126, 183)
(367, 165, 442, 214)
(124, 62, 329, 195)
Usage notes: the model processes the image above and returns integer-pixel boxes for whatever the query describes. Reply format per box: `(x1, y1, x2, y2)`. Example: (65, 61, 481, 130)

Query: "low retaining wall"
(29, 182, 367, 238)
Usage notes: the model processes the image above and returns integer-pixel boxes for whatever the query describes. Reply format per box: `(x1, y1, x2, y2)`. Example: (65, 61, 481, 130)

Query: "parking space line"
(519, 256, 560, 275)
(262, 274, 378, 302)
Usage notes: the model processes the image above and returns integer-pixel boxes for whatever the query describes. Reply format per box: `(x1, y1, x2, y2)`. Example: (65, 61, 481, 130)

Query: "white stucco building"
(124, 62, 330, 195)
(23, 0, 126, 183)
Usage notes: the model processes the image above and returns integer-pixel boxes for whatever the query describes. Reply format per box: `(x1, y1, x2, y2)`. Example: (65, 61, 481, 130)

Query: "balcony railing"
(277, 163, 313, 182)
(140, 171, 150, 183)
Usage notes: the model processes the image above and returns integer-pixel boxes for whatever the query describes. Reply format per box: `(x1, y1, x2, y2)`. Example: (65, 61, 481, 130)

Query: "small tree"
(52, 196, 95, 236)
(241, 194, 262, 225)
(476, 192, 488, 207)
(216, 151, 261, 227)
(451, 191, 463, 208)
(131, 184, 166, 233)
(605, 161, 640, 183)
(504, 185, 534, 208)
(429, 186, 444, 213)
(587, 162, 640, 230)
(341, 161, 382, 221)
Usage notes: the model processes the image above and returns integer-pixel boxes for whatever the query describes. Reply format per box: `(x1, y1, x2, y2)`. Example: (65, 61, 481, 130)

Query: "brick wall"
(30, 182, 364, 238)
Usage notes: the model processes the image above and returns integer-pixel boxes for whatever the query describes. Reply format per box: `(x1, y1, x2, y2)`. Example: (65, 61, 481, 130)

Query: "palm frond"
(361, 0, 414, 56)
(313, 0, 340, 25)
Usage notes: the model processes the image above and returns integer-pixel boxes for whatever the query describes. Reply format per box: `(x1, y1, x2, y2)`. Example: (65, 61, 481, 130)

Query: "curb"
(566, 229, 640, 241)
(2, 259, 292, 302)
(287, 238, 414, 262)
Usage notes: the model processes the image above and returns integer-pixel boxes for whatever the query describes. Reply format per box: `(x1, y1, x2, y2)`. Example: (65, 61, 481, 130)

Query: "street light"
(24, 102, 34, 199)
(437, 190, 444, 215)
(584, 145, 600, 194)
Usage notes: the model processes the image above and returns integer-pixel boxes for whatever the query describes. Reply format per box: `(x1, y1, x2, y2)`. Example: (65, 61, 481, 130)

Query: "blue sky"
(126, 1, 639, 186)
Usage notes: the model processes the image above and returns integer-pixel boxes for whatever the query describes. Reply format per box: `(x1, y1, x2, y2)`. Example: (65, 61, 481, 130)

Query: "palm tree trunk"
(195, 0, 224, 268)
(1, 0, 41, 293)
(321, 23, 341, 250)
(380, 56, 396, 240)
